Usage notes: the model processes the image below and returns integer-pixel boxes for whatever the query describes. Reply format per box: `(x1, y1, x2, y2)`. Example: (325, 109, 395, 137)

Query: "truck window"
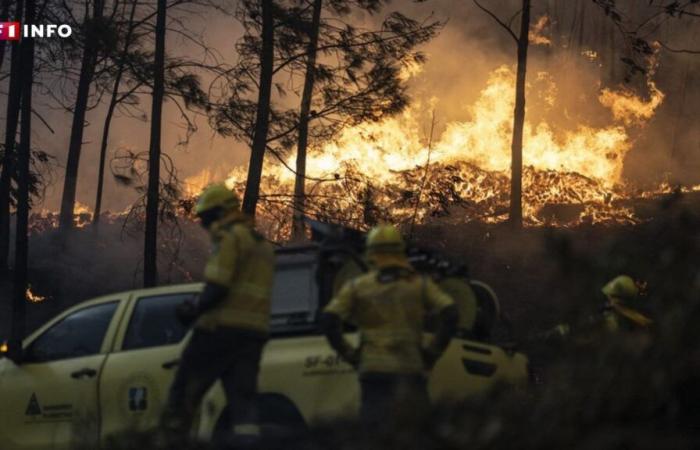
(123, 293, 196, 350)
(270, 261, 318, 334)
(24, 302, 118, 363)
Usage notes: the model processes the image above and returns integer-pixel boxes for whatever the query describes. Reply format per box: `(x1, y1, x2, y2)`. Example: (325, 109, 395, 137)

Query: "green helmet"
(602, 275, 639, 300)
(195, 184, 240, 216)
(366, 224, 405, 254)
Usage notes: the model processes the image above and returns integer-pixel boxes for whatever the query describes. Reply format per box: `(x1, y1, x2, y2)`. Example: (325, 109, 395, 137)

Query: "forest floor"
(2, 194, 700, 449)
(0, 204, 670, 339)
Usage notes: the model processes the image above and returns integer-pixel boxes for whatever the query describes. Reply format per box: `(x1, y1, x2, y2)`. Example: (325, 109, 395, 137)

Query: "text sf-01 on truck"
(0, 243, 528, 449)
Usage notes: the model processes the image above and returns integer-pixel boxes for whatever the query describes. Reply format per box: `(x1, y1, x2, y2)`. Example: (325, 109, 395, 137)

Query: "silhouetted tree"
(94, 0, 140, 225)
(474, 0, 531, 228)
(11, 0, 36, 357)
(143, 0, 167, 287)
(241, 0, 275, 217)
(0, 0, 24, 275)
(289, 0, 441, 238)
(214, 0, 441, 226)
(291, 0, 322, 240)
(59, 0, 107, 231)
(0, 0, 11, 71)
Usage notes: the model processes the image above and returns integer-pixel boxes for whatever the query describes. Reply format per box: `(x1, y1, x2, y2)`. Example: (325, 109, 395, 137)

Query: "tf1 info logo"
(0, 22, 73, 41)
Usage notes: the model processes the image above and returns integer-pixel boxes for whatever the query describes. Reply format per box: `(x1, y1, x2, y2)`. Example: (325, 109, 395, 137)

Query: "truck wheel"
(213, 393, 307, 443)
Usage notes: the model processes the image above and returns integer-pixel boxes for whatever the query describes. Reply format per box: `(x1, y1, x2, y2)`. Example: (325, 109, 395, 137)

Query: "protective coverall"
(322, 261, 457, 426)
(162, 212, 275, 441)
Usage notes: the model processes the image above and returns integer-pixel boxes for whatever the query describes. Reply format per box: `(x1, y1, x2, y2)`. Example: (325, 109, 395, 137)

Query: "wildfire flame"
(600, 44, 664, 126)
(18, 57, 687, 245)
(180, 64, 677, 239)
(73, 202, 94, 227)
(599, 81, 664, 126)
(530, 16, 552, 46)
(26, 286, 46, 303)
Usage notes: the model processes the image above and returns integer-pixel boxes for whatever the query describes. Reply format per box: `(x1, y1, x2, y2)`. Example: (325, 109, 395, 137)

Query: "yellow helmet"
(195, 184, 240, 215)
(602, 275, 639, 300)
(366, 224, 405, 254)
(365, 224, 409, 270)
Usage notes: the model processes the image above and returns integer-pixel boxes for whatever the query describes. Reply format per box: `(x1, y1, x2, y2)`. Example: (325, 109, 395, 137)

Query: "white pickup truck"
(0, 244, 528, 449)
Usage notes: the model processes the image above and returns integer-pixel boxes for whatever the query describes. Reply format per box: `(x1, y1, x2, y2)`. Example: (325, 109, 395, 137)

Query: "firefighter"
(321, 224, 458, 427)
(161, 184, 275, 444)
(544, 275, 651, 340)
(600, 275, 652, 332)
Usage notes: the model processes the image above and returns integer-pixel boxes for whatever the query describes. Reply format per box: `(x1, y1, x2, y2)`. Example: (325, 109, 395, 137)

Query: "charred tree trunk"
(11, 0, 35, 356)
(0, 0, 24, 276)
(242, 0, 274, 217)
(59, 0, 105, 231)
(509, 0, 530, 228)
(607, 15, 616, 84)
(0, 0, 11, 71)
(291, 0, 322, 241)
(567, 0, 585, 60)
(94, 0, 138, 226)
(576, 0, 586, 53)
(543, 0, 552, 65)
(670, 58, 691, 159)
(670, 24, 698, 160)
(551, 0, 560, 49)
(143, 0, 167, 287)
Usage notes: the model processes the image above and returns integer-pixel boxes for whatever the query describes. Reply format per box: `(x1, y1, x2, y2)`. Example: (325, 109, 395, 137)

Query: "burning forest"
(2, 0, 700, 449)
(6, 0, 700, 245)
(188, 62, 683, 239)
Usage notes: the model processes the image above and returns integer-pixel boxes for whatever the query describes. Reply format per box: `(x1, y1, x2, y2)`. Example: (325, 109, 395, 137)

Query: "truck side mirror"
(0, 339, 23, 364)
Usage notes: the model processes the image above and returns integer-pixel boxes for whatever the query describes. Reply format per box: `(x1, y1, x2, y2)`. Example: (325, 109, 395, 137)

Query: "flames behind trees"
(183, 64, 682, 241)
(30, 63, 682, 242)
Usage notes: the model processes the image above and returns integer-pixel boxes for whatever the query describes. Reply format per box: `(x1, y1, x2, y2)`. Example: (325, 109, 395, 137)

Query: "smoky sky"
(1, 0, 698, 214)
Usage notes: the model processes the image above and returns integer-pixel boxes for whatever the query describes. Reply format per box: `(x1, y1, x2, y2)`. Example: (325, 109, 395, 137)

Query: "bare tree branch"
(658, 40, 700, 54)
(473, 0, 518, 43)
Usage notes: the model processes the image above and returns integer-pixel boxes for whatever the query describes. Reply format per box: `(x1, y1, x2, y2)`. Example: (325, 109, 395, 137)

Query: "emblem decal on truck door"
(118, 373, 161, 418)
(128, 387, 148, 411)
(24, 393, 73, 421)
(25, 393, 42, 416)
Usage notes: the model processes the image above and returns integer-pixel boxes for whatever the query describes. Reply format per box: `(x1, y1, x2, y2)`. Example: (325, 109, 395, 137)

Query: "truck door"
(261, 252, 359, 423)
(99, 291, 197, 441)
(0, 299, 124, 450)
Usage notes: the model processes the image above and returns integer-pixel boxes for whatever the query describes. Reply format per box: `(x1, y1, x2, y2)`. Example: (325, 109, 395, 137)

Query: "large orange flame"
(185, 65, 678, 239)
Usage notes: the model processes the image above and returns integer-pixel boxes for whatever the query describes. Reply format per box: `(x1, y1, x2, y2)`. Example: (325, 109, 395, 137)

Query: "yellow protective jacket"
(324, 269, 454, 375)
(602, 299, 653, 333)
(196, 218, 275, 334)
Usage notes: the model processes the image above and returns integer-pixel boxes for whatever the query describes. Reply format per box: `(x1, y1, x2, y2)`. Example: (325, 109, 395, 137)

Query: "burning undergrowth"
(181, 64, 693, 242)
(23, 63, 686, 243)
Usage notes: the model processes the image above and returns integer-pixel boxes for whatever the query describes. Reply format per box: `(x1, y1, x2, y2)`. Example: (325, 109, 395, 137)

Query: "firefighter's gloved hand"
(176, 299, 199, 326)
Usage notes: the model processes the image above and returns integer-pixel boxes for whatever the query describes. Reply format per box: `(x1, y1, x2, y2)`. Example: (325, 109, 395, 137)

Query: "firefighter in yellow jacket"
(321, 224, 458, 426)
(600, 275, 652, 332)
(544, 275, 652, 340)
(162, 184, 275, 443)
